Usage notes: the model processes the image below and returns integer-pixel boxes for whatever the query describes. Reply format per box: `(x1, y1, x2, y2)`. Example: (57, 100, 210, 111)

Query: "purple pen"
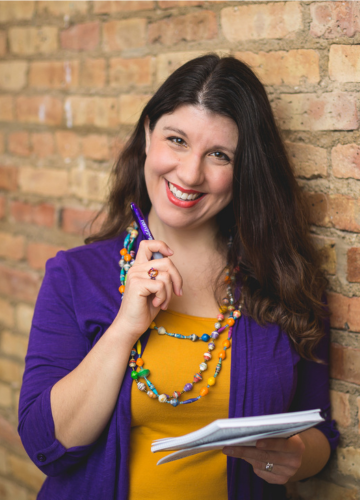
(130, 203, 164, 259)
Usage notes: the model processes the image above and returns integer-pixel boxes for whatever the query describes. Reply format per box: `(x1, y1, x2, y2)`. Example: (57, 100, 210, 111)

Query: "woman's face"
(144, 105, 238, 231)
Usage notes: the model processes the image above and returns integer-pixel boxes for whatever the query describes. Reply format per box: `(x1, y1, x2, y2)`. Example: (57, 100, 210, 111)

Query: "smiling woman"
(18, 54, 339, 500)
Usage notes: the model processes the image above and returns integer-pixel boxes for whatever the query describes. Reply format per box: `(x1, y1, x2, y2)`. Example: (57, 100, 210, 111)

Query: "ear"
(144, 116, 151, 156)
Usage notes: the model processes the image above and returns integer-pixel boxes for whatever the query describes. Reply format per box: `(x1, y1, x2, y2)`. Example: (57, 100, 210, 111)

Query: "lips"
(165, 179, 206, 208)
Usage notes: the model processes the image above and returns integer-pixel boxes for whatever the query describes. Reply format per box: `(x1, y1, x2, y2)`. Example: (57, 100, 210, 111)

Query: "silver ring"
(265, 462, 274, 472)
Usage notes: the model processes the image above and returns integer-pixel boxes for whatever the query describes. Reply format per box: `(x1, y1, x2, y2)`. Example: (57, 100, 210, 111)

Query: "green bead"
(131, 371, 139, 380)
(137, 368, 150, 378)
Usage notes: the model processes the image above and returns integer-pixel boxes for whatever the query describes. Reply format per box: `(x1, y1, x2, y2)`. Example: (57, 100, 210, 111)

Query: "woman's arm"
(223, 427, 330, 484)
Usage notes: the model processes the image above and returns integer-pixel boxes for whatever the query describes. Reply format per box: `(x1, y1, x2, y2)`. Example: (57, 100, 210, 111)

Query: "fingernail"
(168, 248, 174, 255)
(179, 288, 183, 296)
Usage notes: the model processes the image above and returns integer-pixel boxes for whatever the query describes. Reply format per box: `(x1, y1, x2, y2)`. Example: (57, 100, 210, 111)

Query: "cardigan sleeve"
(18, 251, 98, 476)
(289, 315, 340, 451)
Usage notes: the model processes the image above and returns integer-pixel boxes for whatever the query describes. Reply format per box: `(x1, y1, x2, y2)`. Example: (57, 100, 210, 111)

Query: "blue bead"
(124, 234, 131, 246)
(175, 334, 182, 339)
(201, 334, 210, 342)
(169, 399, 180, 407)
(180, 397, 201, 405)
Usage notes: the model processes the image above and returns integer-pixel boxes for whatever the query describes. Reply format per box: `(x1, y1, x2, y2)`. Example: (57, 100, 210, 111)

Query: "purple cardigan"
(19, 233, 339, 500)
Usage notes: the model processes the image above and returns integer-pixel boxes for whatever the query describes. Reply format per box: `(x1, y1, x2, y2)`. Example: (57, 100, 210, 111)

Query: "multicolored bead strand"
(119, 222, 241, 406)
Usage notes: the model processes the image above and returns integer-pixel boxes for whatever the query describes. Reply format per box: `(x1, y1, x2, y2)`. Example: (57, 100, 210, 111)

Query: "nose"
(176, 152, 205, 188)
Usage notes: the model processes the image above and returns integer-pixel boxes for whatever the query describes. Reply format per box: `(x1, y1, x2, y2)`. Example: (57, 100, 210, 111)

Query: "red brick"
(156, 50, 204, 82)
(159, 1, 204, 7)
(310, 2, 360, 38)
(36, 1, 88, 16)
(31, 132, 55, 158)
(149, 11, 217, 45)
(0, 61, 27, 91)
(110, 57, 152, 88)
(102, 19, 147, 52)
(0, 232, 25, 261)
(66, 96, 119, 128)
(236, 50, 320, 86)
(330, 343, 360, 385)
(55, 131, 80, 159)
(328, 292, 360, 332)
(29, 60, 79, 89)
(8, 131, 30, 157)
(119, 94, 151, 125)
(330, 390, 351, 427)
(285, 142, 327, 178)
(0, 1, 35, 22)
(0, 415, 25, 456)
(9, 26, 58, 55)
(61, 22, 100, 51)
(0, 265, 40, 303)
(19, 167, 68, 197)
(61, 207, 106, 236)
(0, 166, 18, 191)
(70, 169, 108, 201)
(221, 2, 302, 42)
(332, 144, 360, 180)
(0, 132, 3, 154)
(16, 96, 62, 126)
(0, 196, 5, 220)
(273, 92, 358, 131)
(80, 58, 106, 88)
(82, 134, 110, 161)
(0, 31, 6, 58)
(10, 201, 55, 228)
(93, 1, 155, 13)
(329, 45, 360, 83)
(348, 248, 360, 283)
(0, 95, 14, 122)
(357, 398, 360, 434)
(27, 242, 64, 271)
(306, 192, 360, 232)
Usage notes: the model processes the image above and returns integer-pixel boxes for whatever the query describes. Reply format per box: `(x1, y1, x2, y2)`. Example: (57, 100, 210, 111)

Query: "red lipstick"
(165, 179, 205, 208)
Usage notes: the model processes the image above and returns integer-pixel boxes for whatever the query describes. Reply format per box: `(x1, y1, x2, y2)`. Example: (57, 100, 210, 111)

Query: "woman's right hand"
(113, 240, 183, 344)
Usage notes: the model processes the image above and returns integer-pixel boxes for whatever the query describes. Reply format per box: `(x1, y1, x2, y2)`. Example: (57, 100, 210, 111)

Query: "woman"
(19, 54, 339, 500)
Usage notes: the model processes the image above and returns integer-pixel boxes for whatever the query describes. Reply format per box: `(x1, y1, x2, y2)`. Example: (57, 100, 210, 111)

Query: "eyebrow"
(162, 126, 236, 155)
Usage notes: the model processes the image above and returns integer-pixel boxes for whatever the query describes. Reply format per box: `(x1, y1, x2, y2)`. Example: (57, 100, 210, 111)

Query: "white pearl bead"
(124, 264, 130, 271)
(199, 362, 207, 372)
(214, 322, 221, 329)
(158, 394, 167, 403)
(158, 327, 167, 335)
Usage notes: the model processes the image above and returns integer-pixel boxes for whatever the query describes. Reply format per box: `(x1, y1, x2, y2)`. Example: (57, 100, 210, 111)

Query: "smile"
(167, 181, 204, 201)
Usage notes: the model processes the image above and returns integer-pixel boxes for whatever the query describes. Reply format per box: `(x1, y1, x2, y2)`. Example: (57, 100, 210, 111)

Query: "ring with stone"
(265, 462, 274, 472)
(148, 268, 159, 280)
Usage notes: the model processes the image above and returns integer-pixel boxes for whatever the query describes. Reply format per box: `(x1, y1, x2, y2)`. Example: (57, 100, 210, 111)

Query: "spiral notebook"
(151, 409, 323, 465)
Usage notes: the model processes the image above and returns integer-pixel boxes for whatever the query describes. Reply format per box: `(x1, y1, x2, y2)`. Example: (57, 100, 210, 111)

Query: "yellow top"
(129, 309, 231, 500)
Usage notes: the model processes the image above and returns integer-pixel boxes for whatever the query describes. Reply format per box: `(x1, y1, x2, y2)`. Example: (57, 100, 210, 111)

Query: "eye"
(210, 151, 231, 162)
(168, 136, 186, 146)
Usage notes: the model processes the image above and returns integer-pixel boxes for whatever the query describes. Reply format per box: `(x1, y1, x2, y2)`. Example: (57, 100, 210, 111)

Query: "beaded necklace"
(118, 222, 241, 407)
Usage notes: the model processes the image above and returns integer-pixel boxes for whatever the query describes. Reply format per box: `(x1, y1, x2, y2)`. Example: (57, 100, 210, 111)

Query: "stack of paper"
(151, 409, 323, 465)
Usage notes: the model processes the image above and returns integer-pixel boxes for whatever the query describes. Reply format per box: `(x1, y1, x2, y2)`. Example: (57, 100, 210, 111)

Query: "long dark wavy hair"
(86, 54, 328, 360)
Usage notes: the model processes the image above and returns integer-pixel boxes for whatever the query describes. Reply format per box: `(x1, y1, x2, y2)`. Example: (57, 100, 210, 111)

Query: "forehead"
(155, 105, 238, 144)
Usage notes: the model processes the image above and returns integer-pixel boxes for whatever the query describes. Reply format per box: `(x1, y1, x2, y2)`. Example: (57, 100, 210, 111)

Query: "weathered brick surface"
(19, 166, 68, 197)
(330, 390, 351, 427)
(0, 132, 3, 154)
(347, 248, 360, 283)
(60, 22, 100, 52)
(0, 1, 34, 22)
(109, 57, 153, 88)
(36, 1, 88, 16)
(0, 30, 6, 57)
(328, 292, 360, 332)
(332, 143, 360, 180)
(285, 141, 327, 178)
(338, 447, 360, 480)
(26, 242, 64, 271)
(8, 454, 45, 491)
(10, 201, 55, 228)
(80, 58, 106, 88)
(148, 11, 217, 46)
(156, 51, 204, 82)
(1, 331, 28, 360)
(70, 169, 109, 202)
(0, 195, 5, 220)
(294, 479, 358, 500)
(310, 2, 360, 39)
(330, 343, 360, 385)
(93, 1, 155, 13)
(305, 192, 360, 233)
(0, 95, 14, 122)
(102, 19, 147, 52)
(65, 96, 118, 128)
(16, 95, 63, 125)
(0, 265, 40, 303)
(55, 130, 80, 159)
(15, 304, 34, 335)
(8, 131, 30, 157)
(0, 383, 12, 408)
(273, 92, 359, 131)
(329, 45, 360, 83)
(0, 61, 28, 91)
(31, 132, 55, 158)
(29, 60, 79, 89)
(119, 94, 151, 125)
(61, 207, 106, 236)
(221, 2, 302, 42)
(82, 134, 110, 161)
(312, 236, 336, 275)
(0, 298, 14, 328)
(0, 166, 18, 191)
(236, 50, 320, 86)
(159, 1, 205, 8)
(9, 26, 58, 55)
(0, 232, 25, 261)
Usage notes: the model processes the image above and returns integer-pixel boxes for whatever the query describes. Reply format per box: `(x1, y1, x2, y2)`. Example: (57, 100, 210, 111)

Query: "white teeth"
(168, 181, 201, 201)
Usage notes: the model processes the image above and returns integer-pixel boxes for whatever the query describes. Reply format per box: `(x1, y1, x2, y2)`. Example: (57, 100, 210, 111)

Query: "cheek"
(146, 143, 177, 177)
(212, 171, 233, 197)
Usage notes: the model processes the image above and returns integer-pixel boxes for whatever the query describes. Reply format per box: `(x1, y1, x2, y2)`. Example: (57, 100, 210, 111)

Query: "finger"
(223, 445, 272, 464)
(238, 456, 299, 478)
(135, 240, 173, 263)
(256, 435, 305, 454)
(126, 277, 168, 308)
(131, 259, 183, 297)
(252, 468, 289, 485)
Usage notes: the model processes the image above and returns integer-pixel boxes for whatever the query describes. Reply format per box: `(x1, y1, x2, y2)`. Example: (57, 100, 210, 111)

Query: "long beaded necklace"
(118, 222, 242, 407)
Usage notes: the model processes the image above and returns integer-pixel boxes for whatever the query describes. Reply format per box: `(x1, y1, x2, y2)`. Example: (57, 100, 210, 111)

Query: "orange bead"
(136, 358, 144, 366)
(227, 318, 235, 326)
(200, 387, 209, 397)
(124, 254, 132, 262)
(219, 351, 226, 360)
(150, 322, 156, 329)
(120, 248, 128, 256)
(119, 285, 125, 294)
(223, 339, 231, 348)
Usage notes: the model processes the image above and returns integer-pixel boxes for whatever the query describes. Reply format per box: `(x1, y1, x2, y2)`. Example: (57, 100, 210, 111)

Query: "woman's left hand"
(222, 435, 305, 484)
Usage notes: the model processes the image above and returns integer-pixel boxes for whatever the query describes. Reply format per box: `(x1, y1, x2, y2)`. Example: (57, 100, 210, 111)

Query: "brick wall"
(0, 1, 359, 498)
